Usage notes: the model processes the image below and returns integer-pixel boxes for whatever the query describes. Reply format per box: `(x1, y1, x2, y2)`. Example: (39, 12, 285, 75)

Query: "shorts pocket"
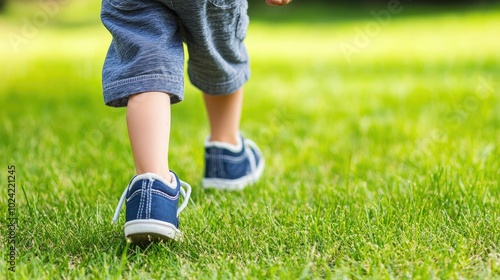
(236, 1, 249, 40)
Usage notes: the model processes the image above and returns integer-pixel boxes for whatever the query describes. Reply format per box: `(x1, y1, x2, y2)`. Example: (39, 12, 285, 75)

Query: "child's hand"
(266, 0, 292, 6)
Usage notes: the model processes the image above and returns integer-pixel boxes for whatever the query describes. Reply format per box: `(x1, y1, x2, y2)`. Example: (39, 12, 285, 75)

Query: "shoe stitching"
(147, 178, 153, 220)
(218, 149, 226, 178)
(151, 189, 179, 200)
(205, 143, 259, 177)
(202, 137, 264, 190)
(137, 180, 146, 220)
(111, 173, 192, 224)
(209, 149, 217, 178)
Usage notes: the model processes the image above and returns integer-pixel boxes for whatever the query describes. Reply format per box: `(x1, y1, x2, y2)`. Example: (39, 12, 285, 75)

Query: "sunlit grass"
(1, 2, 500, 279)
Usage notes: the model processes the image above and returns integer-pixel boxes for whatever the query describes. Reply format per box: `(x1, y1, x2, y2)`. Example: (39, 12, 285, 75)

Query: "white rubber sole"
(124, 219, 181, 244)
(202, 160, 265, 191)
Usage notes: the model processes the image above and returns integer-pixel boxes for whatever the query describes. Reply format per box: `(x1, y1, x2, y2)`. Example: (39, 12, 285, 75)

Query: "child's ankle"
(136, 171, 172, 184)
(208, 132, 240, 146)
(206, 135, 242, 153)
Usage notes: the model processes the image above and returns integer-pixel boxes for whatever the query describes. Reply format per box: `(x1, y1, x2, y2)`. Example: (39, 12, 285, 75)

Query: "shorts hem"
(103, 74, 184, 107)
(190, 68, 250, 95)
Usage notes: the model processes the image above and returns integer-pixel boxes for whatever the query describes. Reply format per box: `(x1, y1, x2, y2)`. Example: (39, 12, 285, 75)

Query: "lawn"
(1, 1, 500, 279)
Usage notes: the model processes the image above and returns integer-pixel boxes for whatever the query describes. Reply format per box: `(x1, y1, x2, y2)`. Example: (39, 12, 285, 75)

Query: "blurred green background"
(2, 0, 500, 278)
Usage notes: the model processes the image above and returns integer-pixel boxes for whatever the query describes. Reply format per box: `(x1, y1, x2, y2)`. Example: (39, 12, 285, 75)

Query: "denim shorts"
(101, 0, 250, 107)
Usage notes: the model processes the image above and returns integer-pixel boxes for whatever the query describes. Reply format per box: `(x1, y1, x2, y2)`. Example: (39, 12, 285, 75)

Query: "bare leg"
(203, 87, 243, 145)
(126, 91, 172, 182)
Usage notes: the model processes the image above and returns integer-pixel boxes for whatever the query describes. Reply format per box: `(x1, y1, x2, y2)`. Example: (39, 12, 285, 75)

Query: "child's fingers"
(266, 0, 292, 6)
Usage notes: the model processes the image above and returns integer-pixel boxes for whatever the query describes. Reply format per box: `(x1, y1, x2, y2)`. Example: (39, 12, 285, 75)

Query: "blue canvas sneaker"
(202, 135, 264, 190)
(112, 172, 191, 243)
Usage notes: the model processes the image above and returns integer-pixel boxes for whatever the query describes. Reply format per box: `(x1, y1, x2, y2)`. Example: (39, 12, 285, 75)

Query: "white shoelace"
(112, 176, 192, 223)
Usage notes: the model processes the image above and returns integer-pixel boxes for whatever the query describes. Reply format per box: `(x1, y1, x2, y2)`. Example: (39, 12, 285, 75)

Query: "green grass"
(1, 1, 500, 279)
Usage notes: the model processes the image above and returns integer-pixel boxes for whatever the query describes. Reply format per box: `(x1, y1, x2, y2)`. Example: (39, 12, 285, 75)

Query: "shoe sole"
(202, 159, 265, 191)
(124, 219, 181, 244)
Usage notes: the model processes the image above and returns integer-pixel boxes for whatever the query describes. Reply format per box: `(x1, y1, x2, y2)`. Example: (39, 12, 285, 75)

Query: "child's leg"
(202, 87, 264, 190)
(127, 91, 171, 182)
(102, 0, 191, 243)
(203, 88, 243, 146)
(114, 90, 191, 243)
